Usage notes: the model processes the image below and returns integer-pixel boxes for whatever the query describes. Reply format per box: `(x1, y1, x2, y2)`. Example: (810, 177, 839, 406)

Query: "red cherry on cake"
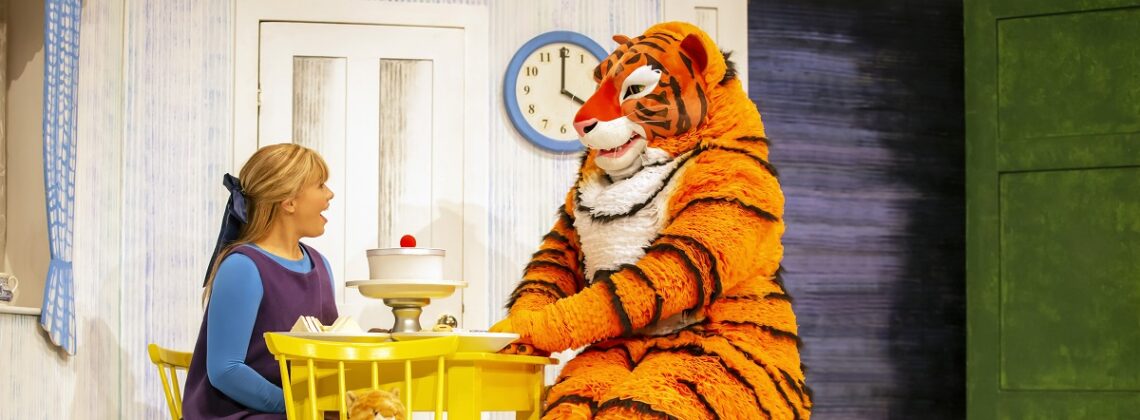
(399, 235, 417, 248)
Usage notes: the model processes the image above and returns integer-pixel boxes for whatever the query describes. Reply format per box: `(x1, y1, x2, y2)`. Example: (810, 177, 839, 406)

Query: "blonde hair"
(202, 143, 330, 304)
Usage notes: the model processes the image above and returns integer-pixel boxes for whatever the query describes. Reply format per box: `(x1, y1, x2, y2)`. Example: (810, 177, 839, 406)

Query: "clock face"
(504, 31, 609, 152)
(513, 42, 603, 142)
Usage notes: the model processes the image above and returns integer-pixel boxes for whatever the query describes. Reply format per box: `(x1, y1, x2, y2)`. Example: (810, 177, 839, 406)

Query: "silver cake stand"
(345, 280, 466, 333)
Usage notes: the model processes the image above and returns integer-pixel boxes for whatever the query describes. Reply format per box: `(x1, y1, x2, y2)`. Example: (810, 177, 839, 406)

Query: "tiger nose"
(574, 118, 598, 138)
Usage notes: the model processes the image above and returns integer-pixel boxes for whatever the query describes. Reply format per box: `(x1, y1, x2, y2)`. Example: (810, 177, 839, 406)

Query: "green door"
(966, 0, 1140, 417)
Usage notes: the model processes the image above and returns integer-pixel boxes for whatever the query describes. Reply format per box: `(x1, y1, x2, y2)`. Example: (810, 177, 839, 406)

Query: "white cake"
(365, 247, 445, 281)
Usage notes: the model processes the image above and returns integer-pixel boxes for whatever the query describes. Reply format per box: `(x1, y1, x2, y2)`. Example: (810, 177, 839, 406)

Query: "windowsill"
(0, 305, 41, 316)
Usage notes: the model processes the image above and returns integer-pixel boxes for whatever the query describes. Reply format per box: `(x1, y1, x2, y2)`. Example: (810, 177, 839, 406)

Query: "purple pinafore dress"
(182, 244, 337, 419)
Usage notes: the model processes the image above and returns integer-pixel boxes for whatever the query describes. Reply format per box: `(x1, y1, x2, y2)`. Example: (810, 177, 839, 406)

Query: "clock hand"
(559, 47, 569, 93)
(558, 47, 586, 104)
(562, 91, 586, 105)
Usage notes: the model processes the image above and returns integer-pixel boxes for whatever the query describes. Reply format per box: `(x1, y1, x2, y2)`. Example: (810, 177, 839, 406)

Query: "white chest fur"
(574, 149, 690, 280)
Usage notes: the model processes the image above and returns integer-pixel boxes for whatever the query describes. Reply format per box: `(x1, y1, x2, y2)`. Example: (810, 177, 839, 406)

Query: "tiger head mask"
(573, 22, 736, 179)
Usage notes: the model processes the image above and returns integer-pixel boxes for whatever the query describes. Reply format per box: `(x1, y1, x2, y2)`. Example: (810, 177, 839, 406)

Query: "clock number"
(542, 119, 549, 129)
(525, 66, 539, 77)
(560, 124, 568, 134)
(523, 85, 530, 95)
(540, 52, 551, 62)
(528, 104, 535, 114)
(580, 54, 585, 64)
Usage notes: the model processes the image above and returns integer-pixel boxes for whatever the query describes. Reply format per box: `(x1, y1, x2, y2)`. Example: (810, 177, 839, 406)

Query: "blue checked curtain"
(40, 0, 81, 355)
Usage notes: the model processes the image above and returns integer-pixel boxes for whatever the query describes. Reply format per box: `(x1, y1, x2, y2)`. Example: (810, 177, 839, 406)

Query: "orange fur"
(504, 22, 811, 419)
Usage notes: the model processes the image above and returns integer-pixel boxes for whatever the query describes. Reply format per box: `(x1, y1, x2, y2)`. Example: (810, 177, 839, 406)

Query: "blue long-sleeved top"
(205, 245, 333, 413)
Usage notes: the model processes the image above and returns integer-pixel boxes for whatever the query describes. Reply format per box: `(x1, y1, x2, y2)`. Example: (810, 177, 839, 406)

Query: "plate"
(390, 331, 518, 353)
(346, 279, 467, 299)
(279, 332, 391, 342)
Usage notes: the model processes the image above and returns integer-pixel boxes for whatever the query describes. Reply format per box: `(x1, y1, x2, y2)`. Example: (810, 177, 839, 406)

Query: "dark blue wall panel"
(747, 1, 965, 418)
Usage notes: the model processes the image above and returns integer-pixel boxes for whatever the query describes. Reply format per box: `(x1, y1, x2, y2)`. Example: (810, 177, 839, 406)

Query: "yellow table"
(285, 349, 554, 420)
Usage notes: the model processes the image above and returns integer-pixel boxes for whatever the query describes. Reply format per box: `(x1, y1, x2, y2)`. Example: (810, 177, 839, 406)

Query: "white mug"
(0, 273, 17, 305)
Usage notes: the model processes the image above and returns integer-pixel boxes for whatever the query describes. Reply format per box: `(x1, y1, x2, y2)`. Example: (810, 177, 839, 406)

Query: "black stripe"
(542, 231, 572, 247)
(546, 394, 598, 415)
(677, 379, 721, 420)
(719, 338, 802, 420)
(646, 33, 678, 43)
(577, 152, 694, 222)
(779, 368, 810, 405)
(504, 282, 562, 309)
(716, 320, 802, 346)
(699, 144, 779, 178)
(773, 266, 789, 295)
(597, 398, 677, 419)
(557, 203, 575, 224)
(615, 263, 664, 326)
(635, 102, 667, 118)
(643, 54, 668, 74)
(715, 292, 792, 303)
(695, 81, 707, 129)
(613, 343, 637, 369)
(579, 343, 636, 369)
(623, 53, 642, 65)
(674, 196, 780, 223)
(645, 345, 771, 418)
(660, 234, 722, 301)
(599, 277, 634, 336)
(736, 135, 771, 145)
(530, 248, 564, 260)
(593, 65, 603, 81)
(803, 382, 815, 407)
(649, 31, 680, 41)
(771, 370, 801, 420)
(643, 91, 670, 104)
(511, 279, 568, 299)
(525, 260, 577, 281)
(642, 119, 673, 130)
(636, 40, 666, 52)
(720, 50, 738, 85)
(678, 51, 695, 78)
(668, 76, 691, 134)
(768, 292, 793, 302)
(645, 242, 707, 314)
(591, 269, 616, 285)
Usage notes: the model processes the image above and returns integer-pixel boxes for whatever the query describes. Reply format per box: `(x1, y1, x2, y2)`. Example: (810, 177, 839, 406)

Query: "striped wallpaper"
(0, 0, 669, 418)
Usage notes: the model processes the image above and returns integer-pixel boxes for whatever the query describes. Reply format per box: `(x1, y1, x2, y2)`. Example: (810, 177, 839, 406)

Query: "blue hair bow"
(203, 173, 248, 286)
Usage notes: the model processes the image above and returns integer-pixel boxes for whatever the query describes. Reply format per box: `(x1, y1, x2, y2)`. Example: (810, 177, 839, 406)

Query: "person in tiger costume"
(491, 22, 812, 419)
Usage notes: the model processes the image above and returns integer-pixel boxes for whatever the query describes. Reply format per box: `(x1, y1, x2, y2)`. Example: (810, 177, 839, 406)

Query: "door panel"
(999, 168, 1140, 391)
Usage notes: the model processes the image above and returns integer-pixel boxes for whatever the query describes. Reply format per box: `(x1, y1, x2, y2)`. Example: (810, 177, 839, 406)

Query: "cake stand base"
(383, 297, 430, 333)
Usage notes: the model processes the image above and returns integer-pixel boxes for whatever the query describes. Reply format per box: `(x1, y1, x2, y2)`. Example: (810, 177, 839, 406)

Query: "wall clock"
(504, 31, 608, 153)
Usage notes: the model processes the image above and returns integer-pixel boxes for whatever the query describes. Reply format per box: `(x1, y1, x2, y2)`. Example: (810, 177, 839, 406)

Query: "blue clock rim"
(504, 31, 609, 153)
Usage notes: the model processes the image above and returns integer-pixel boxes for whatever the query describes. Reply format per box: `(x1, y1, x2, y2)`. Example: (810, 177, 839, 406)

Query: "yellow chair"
(264, 333, 459, 420)
(147, 343, 193, 420)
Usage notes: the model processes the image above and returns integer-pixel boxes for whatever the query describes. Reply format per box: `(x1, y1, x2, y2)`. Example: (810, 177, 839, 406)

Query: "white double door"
(257, 22, 475, 330)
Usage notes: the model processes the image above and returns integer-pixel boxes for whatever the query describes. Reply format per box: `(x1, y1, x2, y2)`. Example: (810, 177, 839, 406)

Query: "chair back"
(147, 343, 193, 420)
(264, 333, 459, 420)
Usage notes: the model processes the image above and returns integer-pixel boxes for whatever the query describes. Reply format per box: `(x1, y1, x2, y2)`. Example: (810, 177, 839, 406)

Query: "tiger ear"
(680, 33, 724, 85)
(346, 391, 357, 406)
(680, 34, 708, 77)
(388, 386, 401, 399)
(612, 34, 631, 45)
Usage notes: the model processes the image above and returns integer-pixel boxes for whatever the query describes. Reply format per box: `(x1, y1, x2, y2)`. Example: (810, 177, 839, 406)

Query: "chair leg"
(156, 366, 178, 420)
